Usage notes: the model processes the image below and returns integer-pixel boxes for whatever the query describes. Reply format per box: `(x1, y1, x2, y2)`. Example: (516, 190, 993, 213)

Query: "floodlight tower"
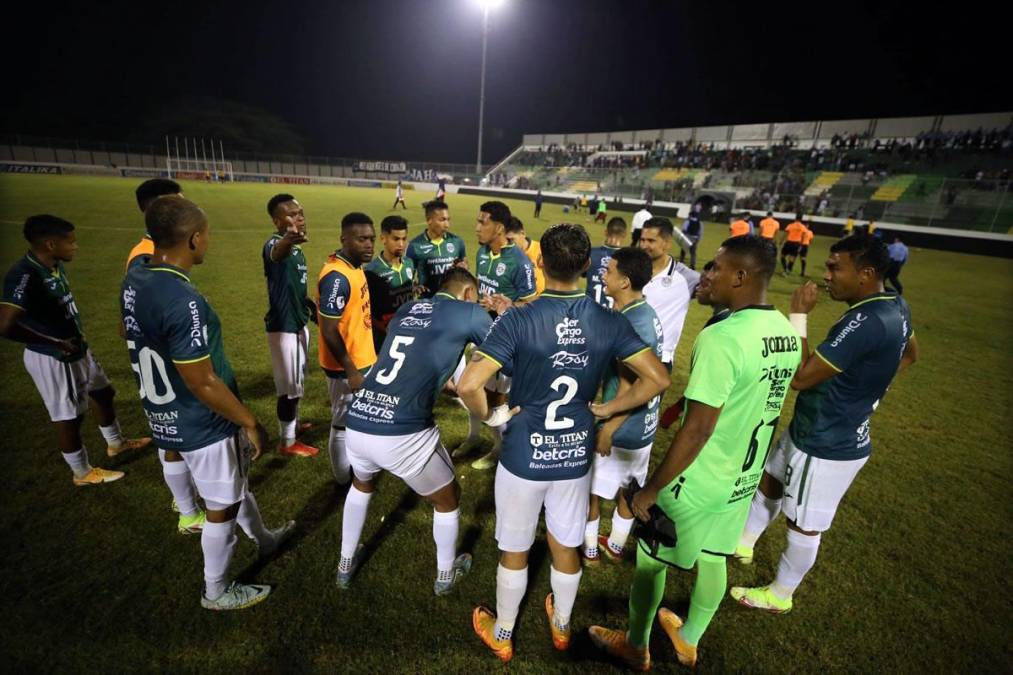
(476, 0, 505, 175)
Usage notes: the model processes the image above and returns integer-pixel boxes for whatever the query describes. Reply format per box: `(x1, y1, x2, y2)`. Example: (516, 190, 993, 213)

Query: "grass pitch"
(0, 175, 1010, 672)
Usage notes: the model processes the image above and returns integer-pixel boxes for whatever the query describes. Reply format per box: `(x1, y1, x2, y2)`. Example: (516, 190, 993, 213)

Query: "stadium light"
(475, 0, 506, 175)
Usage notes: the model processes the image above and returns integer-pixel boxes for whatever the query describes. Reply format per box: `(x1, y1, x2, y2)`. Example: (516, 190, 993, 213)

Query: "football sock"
(609, 512, 636, 552)
(549, 566, 582, 629)
(740, 493, 782, 549)
(494, 564, 528, 639)
(278, 418, 297, 448)
(62, 448, 92, 478)
(98, 420, 124, 448)
(340, 486, 373, 559)
(681, 552, 726, 646)
(584, 518, 600, 556)
(202, 519, 238, 600)
(432, 508, 460, 577)
(781, 256, 788, 271)
(628, 544, 667, 648)
(237, 492, 270, 544)
(328, 428, 350, 484)
(801, 259, 807, 275)
(772, 529, 821, 599)
(161, 458, 198, 516)
(466, 413, 483, 441)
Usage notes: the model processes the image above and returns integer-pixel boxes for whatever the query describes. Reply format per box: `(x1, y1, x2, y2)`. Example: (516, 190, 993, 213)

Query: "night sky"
(7, 0, 1011, 164)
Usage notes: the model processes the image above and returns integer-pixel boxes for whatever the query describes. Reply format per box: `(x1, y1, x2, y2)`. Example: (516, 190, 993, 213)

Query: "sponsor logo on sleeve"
(829, 312, 867, 348)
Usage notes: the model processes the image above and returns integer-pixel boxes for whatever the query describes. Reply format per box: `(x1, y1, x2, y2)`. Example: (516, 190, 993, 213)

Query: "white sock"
(549, 566, 582, 629)
(340, 486, 373, 559)
(433, 508, 460, 577)
(328, 428, 350, 483)
(201, 519, 238, 600)
(237, 492, 270, 544)
(98, 420, 124, 448)
(278, 418, 297, 448)
(161, 458, 198, 516)
(740, 493, 782, 549)
(584, 518, 600, 556)
(62, 448, 91, 478)
(608, 512, 636, 552)
(494, 564, 528, 639)
(466, 413, 483, 441)
(772, 528, 821, 599)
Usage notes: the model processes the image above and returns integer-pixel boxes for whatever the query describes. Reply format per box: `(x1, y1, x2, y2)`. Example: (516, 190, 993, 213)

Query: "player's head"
(424, 200, 450, 237)
(637, 217, 673, 262)
(604, 246, 651, 299)
(145, 197, 210, 264)
(767, 211, 773, 217)
(476, 201, 510, 246)
(439, 266, 480, 303)
(504, 216, 527, 246)
(340, 212, 375, 265)
(135, 179, 182, 213)
(706, 235, 777, 306)
(379, 215, 409, 258)
(23, 215, 78, 262)
(695, 259, 717, 306)
(267, 193, 305, 236)
(605, 216, 627, 243)
(825, 234, 890, 301)
(540, 223, 590, 283)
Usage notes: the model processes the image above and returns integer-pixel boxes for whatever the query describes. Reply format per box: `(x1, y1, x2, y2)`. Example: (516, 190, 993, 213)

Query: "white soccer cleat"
(201, 581, 271, 611)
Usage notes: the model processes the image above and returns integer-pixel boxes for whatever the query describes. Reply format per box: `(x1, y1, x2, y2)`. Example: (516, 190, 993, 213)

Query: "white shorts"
(485, 372, 511, 395)
(452, 354, 468, 387)
(267, 327, 309, 399)
(24, 349, 111, 422)
(494, 465, 591, 551)
(181, 433, 250, 506)
(764, 431, 868, 532)
(327, 375, 353, 428)
(346, 426, 455, 496)
(590, 444, 652, 500)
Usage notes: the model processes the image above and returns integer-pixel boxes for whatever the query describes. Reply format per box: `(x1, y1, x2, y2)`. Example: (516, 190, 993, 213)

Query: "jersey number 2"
(545, 375, 578, 430)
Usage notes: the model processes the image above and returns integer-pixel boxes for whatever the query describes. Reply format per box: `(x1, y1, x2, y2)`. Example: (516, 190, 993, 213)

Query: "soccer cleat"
(657, 607, 697, 667)
(434, 553, 473, 596)
(582, 546, 601, 567)
(258, 520, 297, 558)
(544, 593, 571, 651)
(279, 440, 320, 458)
(451, 436, 484, 459)
(201, 581, 271, 611)
(106, 437, 152, 458)
(73, 467, 125, 486)
(470, 450, 498, 471)
(599, 534, 626, 561)
(729, 585, 793, 614)
(732, 544, 754, 565)
(177, 510, 206, 535)
(472, 606, 513, 662)
(335, 544, 365, 589)
(588, 625, 650, 672)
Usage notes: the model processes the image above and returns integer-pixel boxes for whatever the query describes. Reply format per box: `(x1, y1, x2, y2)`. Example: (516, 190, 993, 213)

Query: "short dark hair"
(145, 197, 207, 248)
(267, 193, 296, 217)
(540, 223, 590, 282)
(380, 215, 408, 234)
(719, 234, 777, 282)
(642, 216, 673, 239)
(23, 215, 74, 244)
(135, 179, 181, 212)
(830, 234, 891, 278)
(341, 212, 373, 229)
(606, 217, 627, 236)
(702, 259, 716, 272)
(766, 211, 773, 216)
(611, 247, 652, 291)
(480, 201, 511, 227)
(424, 200, 449, 218)
(505, 216, 525, 235)
(440, 266, 479, 292)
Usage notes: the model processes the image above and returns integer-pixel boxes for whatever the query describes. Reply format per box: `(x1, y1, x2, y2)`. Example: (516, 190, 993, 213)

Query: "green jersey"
(475, 243, 537, 301)
(262, 234, 310, 333)
(2, 252, 87, 362)
(673, 306, 801, 512)
(365, 254, 416, 325)
(405, 230, 466, 297)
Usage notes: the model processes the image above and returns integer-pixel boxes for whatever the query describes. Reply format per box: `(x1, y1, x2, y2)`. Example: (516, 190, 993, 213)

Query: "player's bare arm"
(269, 227, 307, 263)
(595, 368, 635, 457)
(458, 352, 519, 425)
(789, 280, 837, 391)
(590, 349, 669, 420)
(897, 333, 919, 375)
(0, 304, 78, 356)
(320, 315, 363, 390)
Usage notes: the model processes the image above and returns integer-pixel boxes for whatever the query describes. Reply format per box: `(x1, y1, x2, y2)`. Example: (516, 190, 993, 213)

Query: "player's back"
(346, 294, 492, 435)
(760, 218, 780, 238)
(586, 244, 620, 307)
(786, 221, 805, 242)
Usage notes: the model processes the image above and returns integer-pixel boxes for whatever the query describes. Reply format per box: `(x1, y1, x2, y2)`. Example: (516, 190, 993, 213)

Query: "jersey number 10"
(127, 340, 177, 405)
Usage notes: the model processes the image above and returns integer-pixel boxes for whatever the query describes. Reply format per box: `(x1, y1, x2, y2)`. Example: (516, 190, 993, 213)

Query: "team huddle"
(0, 178, 918, 668)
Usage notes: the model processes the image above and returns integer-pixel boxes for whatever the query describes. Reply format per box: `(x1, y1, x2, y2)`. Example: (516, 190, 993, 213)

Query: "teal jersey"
(476, 243, 537, 302)
(262, 234, 310, 333)
(121, 263, 240, 452)
(406, 230, 466, 297)
(364, 253, 416, 324)
(586, 244, 621, 308)
(789, 292, 913, 461)
(604, 300, 665, 450)
(675, 307, 801, 512)
(2, 252, 86, 362)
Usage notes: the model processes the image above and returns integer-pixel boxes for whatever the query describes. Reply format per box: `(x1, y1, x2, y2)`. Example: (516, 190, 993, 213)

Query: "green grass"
(0, 174, 1010, 672)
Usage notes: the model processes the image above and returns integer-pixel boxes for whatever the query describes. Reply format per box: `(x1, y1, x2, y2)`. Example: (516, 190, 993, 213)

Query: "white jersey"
(396, 185, 404, 198)
(631, 209, 652, 232)
(643, 256, 693, 363)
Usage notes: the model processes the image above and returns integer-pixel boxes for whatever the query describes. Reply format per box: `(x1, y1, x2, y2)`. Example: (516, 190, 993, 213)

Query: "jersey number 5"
(375, 336, 416, 385)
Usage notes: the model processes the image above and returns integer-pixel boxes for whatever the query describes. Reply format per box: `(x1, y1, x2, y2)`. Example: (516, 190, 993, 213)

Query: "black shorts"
(799, 245, 810, 258)
(782, 242, 801, 257)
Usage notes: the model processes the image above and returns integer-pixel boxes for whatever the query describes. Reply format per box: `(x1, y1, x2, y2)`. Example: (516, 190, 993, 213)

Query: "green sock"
(681, 552, 727, 646)
(627, 545, 668, 648)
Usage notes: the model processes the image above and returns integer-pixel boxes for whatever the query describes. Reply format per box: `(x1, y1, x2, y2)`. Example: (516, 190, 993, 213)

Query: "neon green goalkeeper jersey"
(673, 306, 801, 512)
